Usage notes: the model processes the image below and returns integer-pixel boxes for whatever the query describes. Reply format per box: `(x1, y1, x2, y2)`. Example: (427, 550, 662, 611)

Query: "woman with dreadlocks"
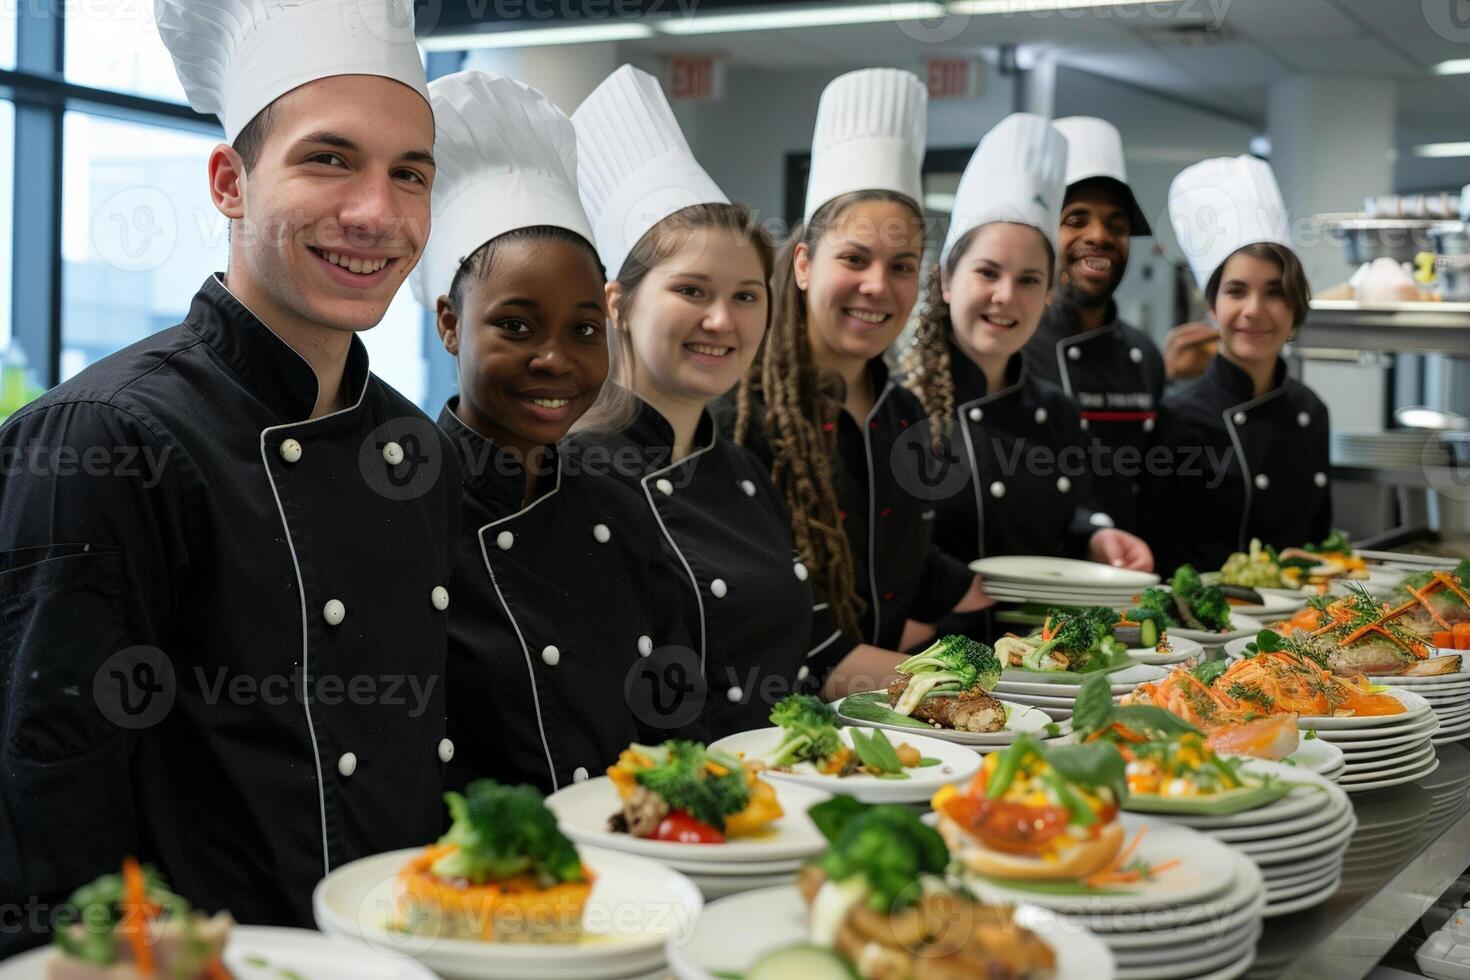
(723, 69, 992, 687)
(568, 65, 826, 735)
(901, 114, 1152, 619)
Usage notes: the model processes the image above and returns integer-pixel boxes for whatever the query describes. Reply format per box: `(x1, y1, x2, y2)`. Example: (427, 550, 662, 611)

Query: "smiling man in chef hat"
(0, 0, 463, 956)
(1022, 116, 1163, 539)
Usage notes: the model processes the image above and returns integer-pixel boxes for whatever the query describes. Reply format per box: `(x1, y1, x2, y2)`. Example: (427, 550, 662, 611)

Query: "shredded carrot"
(1081, 827, 1179, 888)
(1436, 572, 1470, 608)
(204, 957, 232, 980)
(1040, 617, 1058, 642)
(1113, 824, 1147, 866)
(121, 857, 155, 976)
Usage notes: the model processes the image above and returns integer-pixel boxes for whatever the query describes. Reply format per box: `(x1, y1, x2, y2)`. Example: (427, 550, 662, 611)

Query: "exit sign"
(669, 56, 726, 102)
(927, 59, 982, 100)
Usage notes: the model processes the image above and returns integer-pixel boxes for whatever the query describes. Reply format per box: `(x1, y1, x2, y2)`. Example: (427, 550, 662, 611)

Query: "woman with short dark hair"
(1146, 156, 1331, 575)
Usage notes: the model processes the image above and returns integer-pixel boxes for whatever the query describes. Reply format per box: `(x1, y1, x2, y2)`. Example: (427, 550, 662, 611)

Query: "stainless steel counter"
(1247, 743, 1470, 979)
(1301, 302, 1470, 356)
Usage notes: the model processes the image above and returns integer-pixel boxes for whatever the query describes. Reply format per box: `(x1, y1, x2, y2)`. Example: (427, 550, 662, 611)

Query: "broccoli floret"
(1130, 588, 1175, 626)
(768, 694, 843, 767)
(632, 741, 750, 830)
(432, 780, 585, 886)
(1022, 608, 1122, 671)
(1171, 565, 1232, 632)
(817, 801, 950, 910)
(1307, 529, 1352, 554)
(892, 635, 1001, 714)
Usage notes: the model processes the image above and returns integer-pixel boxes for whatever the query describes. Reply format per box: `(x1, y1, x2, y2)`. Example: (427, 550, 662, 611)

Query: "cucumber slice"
(745, 944, 859, 980)
(1139, 619, 1159, 649)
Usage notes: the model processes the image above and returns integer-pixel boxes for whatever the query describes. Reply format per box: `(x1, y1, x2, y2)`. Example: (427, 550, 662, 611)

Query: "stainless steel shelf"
(1299, 301, 1470, 356)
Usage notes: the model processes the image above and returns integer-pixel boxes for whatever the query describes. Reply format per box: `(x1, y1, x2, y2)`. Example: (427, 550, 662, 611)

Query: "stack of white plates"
(1130, 634, 1206, 666)
(545, 778, 830, 900)
(313, 845, 703, 979)
(961, 814, 1265, 980)
(1301, 690, 1441, 791)
(1280, 737, 1347, 782)
(1225, 639, 1470, 739)
(1338, 785, 1432, 893)
(667, 885, 1114, 980)
(1333, 429, 1457, 469)
(1139, 761, 1353, 917)
(993, 663, 1170, 722)
(833, 692, 1065, 754)
(707, 727, 981, 805)
(1358, 549, 1462, 572)
(970, 555, 1158, 607)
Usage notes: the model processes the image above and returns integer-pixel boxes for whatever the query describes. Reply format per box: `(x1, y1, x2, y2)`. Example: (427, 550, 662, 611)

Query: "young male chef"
(0, 0, 459, 952)
(1023, 117, 1163, 540)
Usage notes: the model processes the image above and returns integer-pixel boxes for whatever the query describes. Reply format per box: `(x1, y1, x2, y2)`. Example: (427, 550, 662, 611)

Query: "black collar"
(622, 396, 717, 471)
(437, 398, 558, 511)
(1206, 354, 1288, 403)
(185, 274, 370, 423)
(1041, 297, 1120, 341)
(821, 356, 892, 408)
(947, 339, 1025, 403)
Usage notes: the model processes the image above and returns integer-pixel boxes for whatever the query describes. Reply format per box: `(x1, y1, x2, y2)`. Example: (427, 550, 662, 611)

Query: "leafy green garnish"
(432, 780, 585, 885)
(813, 798, 949, 910)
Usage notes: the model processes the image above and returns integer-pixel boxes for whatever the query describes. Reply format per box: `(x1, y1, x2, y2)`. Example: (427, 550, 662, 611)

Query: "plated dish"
(605, 741, 782, 845)
(996, 607, 1168, 677)
(1257, 586, 1463, 678)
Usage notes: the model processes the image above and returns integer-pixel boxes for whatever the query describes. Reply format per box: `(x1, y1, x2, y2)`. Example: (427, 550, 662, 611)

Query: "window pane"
(65, 0, 187, 103)
(0, 101, 11, 353)
(61, 113, 228, 379)
(1, 4, 14, 70)
(362, 288, 428, 410)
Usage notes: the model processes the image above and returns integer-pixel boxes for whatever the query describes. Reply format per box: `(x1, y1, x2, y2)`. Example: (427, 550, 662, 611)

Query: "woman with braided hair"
(723, 69, 992, 687)
(902, 115, 1151, 635)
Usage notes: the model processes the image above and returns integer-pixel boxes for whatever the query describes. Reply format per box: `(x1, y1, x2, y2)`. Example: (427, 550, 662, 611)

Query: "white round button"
(323, 599, 345, 626)
(711, 578, 728, 598)
(279, 439, 303, 464)
(989, 481, 1006, 499)
(497, 531, 514, 551)
(1233, 412, 1247, 426)
(1130, 347, 1143, 364)
(740, 480, 757, 497)
(637, 635, 653, 657)
(1080, 418, 1089, 431)
(382, 441, 404, 466)
(541, 645, 560, 667)
(1314, 471, 1328, 487)
(573, 767, 589, 783)
(968, 407, 983, 423)
(655, 478, 674, 496)
(437, 738, 454, 763)
(1067, 346, 1081, 361)
(1254, 473, 1270, 490)
(592, 523, 611, 544)
(337, 752, 357, 778)
(1298, 411, 1312, 428)
(1143, 417, 1156, 433)
(726, 686, 743, 703)
(797, 666, 810, 681)
(794, 562, 809, 582)
(1034, 407, 1048, 425)
(1056, 476, 1071, 493)
(431, 586, 449, 611)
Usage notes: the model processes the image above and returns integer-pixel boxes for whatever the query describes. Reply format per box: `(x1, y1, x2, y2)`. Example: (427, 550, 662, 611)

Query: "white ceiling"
(617, 0, 1469, 134)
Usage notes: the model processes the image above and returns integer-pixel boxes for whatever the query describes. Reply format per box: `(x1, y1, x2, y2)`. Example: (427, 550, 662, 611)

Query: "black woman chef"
(1146, 155, 1331, 574)
(412, 70, 699, 795)
(1023, 117, 1163, 542)
(904, 113, 1154, 600)
(0, 0, 458, 949)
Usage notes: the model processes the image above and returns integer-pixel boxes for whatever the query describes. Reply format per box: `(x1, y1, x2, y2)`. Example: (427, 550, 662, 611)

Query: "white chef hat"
(1053, 116, 1151, 236)
(940, 113, 1068, 268)
(804, 68, 927, 223)
(155, 0, 429, 143)
(573, 64, 728, 279)
(409, 70, 594, 309)
(1169, 155, 1293, 291)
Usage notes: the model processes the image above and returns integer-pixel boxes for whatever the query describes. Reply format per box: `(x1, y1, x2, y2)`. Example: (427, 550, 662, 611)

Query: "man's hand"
(1088, 529, 1154, 571)
(1164, 322, 1219, 381)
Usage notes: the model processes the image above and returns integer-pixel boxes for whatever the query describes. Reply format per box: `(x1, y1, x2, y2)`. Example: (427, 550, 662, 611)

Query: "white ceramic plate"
(1340, 743, 1438, 781)
(971, 555, 1159, 588)
(1300, 689, 1433, 729)
(544, 779, 829, 865)
(1229, 592, 1308, 618)
(1210, 791, 1350, 843)
(997, 662, 1170, 692)
(1170, 614, 1266, 646)
(312, 846, 702, 980)
(1261, 875, 1340, 918)
(1242, 812, 1356, 863)
(1260, 844, 1349, 883)
(1155, 762, 1336, 829)
(1062, 849, 1265, 935)
(1358, 550, 1461, 569)
(707, 726, 979, 804)
(684, 871, 798, 901)
(1339, 756, 1441, 793)
(961, 813, 1237, 914)
(1130, 635, 1205, 666)
(1114, 922, 1261, 979)
(1099, 890, 1265, 950)
(1339, 733, 1436, 762)
(1176, 947, 1257, 980)
(0, 926, 441, 980)
(1278, 737, 1346, 776)
(1223, 636, 1470, 687)
(834, 694, 1054, 746)
(665, 885, 1115, 980)
(1315, 714, 1439, 745)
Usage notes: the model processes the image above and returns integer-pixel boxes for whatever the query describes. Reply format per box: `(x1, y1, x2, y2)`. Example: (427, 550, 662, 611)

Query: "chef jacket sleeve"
(907, 546, 976, 625)
(0, 400, 188, 956)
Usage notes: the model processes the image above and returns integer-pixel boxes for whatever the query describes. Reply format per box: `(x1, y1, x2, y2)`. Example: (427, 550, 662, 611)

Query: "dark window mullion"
(12, 3, 61, 387)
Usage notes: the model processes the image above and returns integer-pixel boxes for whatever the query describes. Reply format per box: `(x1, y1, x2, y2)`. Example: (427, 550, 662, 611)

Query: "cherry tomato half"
(653, 810, 725, 844)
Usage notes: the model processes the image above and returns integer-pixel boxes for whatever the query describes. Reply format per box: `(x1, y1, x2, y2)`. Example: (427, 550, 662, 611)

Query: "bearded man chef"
(1023, 117, 1163, 546)
(0, 0, 459, 953)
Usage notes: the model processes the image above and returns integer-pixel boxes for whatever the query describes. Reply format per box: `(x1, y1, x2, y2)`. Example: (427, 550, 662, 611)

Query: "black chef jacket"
(930, 346, 1096, 566)
(1024, 300, 1165, 534)
(570, 397, 817, 739)
(718, 358, 975, 659)
(1145, 355, 1332, 575)
(439, 402, 699, 796)
(0, 275, 460, 953)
